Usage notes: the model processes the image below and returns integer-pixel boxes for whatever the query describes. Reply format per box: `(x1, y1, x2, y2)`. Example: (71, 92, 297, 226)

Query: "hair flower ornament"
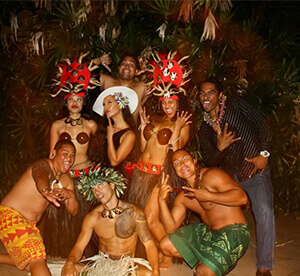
(113, 92, 129, 109)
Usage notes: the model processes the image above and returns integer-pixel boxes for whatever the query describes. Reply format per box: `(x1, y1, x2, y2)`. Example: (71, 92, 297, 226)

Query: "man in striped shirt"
(198, 77, 275, 276)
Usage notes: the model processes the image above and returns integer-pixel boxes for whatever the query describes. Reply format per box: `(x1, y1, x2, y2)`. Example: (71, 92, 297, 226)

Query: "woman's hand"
(139, 106, 150, 130)
(106, 117, 114, 138)
(174, 111, 192, 130)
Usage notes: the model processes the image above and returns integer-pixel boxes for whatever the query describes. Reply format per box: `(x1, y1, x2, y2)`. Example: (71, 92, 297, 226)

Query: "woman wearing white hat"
(91, 86, 138, 178)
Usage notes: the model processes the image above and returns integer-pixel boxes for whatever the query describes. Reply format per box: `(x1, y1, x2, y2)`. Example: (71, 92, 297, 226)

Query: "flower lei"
(203, 95, 226, 126)
(78, 166, 127, 203)
(113, 92, 129, 109)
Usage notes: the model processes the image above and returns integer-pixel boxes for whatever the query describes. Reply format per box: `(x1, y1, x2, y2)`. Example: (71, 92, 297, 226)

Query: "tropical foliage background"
(0, 0, 299, 217)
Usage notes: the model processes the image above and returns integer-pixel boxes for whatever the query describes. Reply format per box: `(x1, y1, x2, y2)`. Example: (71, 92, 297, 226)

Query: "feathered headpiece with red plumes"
(51, 52, 101, 99)
(145, 50, 191, 99)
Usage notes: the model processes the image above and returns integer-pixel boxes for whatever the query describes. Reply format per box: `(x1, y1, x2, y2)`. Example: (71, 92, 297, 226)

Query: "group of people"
(0, 50, 275, 276)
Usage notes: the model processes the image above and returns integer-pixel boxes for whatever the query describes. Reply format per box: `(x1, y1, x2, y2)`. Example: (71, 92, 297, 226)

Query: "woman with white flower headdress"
(91, 86, 138, 179)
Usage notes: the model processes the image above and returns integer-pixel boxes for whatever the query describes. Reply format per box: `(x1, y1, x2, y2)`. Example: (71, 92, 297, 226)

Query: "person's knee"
(136, 265, 152, 276)
(159, 236, 170, 255)
(194, 262, 215, 276)
(159, 236, 178, 257)
(29, 258, 50, 276)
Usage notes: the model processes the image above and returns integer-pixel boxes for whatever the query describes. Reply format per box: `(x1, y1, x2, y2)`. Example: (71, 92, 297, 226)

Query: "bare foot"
(159, 255, 172, 269)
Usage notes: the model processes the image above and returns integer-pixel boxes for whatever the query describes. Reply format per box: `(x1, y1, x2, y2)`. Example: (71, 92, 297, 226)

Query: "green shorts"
(168, 223, 250, 276)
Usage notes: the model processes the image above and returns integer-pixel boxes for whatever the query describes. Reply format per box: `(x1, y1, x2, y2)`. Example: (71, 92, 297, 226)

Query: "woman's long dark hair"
(89, 106, 138, 166)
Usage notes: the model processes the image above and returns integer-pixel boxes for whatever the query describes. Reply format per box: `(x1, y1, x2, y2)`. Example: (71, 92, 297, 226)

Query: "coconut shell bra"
(59, 123, 89, 144)
(143, 123, 172, 145)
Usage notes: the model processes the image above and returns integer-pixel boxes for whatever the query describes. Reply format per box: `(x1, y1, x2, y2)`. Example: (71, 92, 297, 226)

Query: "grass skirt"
(79, 253, 152, 276)
(124, 168, 161, 209)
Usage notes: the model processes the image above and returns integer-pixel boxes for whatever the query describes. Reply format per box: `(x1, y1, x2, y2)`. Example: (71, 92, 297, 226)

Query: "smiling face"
(103, 95, 121, 118)
(172, 150, 196, 181)
(53, 144, 76, 174)
(199, 82, 223, 114)
(92, 181, 115, 205)
(118, 56, 138, 80)
(161, 98, 178, 118)
(66, 95, 84, 114)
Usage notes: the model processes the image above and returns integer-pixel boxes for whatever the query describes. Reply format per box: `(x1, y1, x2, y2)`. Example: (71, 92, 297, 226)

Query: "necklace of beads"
(193, 164, 201, 189)
(101, 199, 124, 219)
(203, 95, 226, 126)
(65, 116, 83, 126)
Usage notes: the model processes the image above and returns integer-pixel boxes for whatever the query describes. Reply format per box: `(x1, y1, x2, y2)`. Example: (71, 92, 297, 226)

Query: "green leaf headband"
(78, 166, 127, 203)
(113, 92, 129, 109)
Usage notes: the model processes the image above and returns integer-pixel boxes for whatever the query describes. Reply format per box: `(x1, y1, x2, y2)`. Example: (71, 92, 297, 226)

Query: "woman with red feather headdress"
(124, 50, 192, 266)
(43, 52, 101, 259)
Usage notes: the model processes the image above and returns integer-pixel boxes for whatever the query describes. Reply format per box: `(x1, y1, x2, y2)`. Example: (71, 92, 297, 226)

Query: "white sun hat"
(93, 86, 138, 116)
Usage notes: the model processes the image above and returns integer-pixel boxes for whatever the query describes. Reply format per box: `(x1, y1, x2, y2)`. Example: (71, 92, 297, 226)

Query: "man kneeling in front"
(158, 149, 250, 276)
(62, 166, 159, 276)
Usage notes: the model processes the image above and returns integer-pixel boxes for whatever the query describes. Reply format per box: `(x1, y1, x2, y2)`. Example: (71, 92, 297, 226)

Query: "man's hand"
(61, 261, 77, 276)
(106, 116, 114, 138)
(41, 188, 61, 207)
(217, 123, 241, 152)
(92, 53, 111, 72)
(52, 188, 74, 202)
(159, 173, 173, 201)
(182, 186, 211, 202)
(245, 155, 269, 178)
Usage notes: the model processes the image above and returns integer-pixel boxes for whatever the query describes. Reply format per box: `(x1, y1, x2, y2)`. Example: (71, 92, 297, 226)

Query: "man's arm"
(140, 84, 150, 106)
(99, 73, 115, 88)
(32, 160, 61, 207)
(235, 96, 272, 177)
(199, 123, 225, 167)
(236, 96, 272, 151)
(158, 174, 187, 233)
(62, 213, 95, 276)
(135, 208, 159, 276)
(183, 167, 248, 206)
(92, 53, 112, 72)
(53, 174, 79, 216)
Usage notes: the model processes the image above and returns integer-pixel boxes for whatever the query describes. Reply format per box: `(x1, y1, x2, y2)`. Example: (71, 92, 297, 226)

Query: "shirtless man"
(93, 54, 149, 121)
(0, 139, 78, 276)
(158, 149, 250, 276)
(62, 166, 159, 276)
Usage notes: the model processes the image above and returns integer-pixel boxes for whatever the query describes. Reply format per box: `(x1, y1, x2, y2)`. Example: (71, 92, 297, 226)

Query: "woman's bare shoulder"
(52, 118, 66, 127)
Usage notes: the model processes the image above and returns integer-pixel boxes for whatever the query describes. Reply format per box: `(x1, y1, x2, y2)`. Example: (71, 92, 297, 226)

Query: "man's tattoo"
(32, 160, 52, 182)
(136, 209, 153, 243)
(115, 207, 136, 239)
